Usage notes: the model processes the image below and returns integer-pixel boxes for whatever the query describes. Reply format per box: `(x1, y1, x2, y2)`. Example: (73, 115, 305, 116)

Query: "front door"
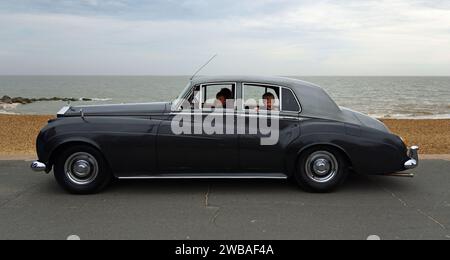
(157, 82, 238, 172)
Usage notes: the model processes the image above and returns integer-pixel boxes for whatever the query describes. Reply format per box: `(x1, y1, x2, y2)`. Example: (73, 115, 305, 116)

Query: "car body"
(31, 76, 419, 194)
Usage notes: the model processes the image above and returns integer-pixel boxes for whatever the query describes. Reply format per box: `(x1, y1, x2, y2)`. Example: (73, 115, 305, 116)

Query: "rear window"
(282, 88, 300, 112)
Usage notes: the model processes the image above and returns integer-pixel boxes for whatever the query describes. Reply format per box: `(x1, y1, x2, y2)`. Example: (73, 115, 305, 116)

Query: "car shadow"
(38, 171, 412, 195)
(107, 178, 296, 194)
(100, 173, 412, 195)
(343, 173, 414, 192)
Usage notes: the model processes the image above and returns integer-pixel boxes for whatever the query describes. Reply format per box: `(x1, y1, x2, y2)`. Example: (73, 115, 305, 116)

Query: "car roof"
(191, 76, 347, 122)
(191, 75, 320, 91)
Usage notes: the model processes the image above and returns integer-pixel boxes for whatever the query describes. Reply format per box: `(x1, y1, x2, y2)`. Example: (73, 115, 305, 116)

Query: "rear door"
(238, 83, 301, 172)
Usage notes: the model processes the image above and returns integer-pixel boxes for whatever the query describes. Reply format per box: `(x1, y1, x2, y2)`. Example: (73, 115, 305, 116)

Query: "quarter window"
(282, 88, 300, 112)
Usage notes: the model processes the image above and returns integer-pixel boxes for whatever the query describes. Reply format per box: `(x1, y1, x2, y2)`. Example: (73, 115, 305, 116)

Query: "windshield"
(171, 81, 192, 111)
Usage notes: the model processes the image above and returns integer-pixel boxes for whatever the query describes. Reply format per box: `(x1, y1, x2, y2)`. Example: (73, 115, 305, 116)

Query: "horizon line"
(1, 74, 450, 77)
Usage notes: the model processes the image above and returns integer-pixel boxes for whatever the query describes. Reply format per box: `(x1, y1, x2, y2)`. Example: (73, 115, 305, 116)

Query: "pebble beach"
(0, 115, 448, 158)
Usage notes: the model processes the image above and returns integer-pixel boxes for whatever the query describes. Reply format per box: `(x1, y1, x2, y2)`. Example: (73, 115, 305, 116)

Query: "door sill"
(118, 173, 288, 180)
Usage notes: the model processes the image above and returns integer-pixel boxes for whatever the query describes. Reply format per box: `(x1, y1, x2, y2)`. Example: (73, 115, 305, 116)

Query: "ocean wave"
(88, 98, 112, 101)
(0, 110, 20, 115)
(1, 95, 112, 104)
(0, 102, 21, 115)
(369, 113, 450, 119)
(0, 103, 19, 110)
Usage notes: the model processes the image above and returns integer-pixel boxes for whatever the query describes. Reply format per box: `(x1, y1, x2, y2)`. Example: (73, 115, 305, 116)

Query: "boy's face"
(217, 95, 226, 106)
(264, 96, 274, 110)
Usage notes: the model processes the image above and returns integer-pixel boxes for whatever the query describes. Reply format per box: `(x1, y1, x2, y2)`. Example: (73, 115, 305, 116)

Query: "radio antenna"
(190, 54, 217, 80)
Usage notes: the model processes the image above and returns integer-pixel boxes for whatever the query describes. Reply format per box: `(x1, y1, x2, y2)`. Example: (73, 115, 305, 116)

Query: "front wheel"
(54, 145, 112, 194)
(295, 147, 348, 192)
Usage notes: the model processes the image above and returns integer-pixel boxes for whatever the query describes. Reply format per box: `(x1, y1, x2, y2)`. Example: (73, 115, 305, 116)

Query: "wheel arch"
(296, 143, 353, 170)
(47, 138, 107, 171)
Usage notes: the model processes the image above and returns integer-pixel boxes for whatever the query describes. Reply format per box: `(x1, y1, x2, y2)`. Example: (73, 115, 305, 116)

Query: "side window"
(188, 83, 235, 110)
(243, 84, 280, 111)
(282, 88, 300, 112)
(188, 85, 201, 109)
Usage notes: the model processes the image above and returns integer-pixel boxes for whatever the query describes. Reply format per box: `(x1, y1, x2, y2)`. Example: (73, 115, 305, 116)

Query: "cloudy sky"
(1, 0, 450, 75)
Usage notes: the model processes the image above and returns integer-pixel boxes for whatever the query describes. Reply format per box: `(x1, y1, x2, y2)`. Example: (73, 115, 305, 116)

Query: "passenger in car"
(262, 92, 277, 111)
(214, 88, 233, 109)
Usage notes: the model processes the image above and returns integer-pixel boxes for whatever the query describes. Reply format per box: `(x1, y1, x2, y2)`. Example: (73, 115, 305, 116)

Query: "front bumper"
(31, 161, 47, 172)
(404, 145, 419, 170)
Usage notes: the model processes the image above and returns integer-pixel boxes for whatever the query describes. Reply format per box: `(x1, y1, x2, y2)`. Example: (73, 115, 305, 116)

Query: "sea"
(0, 76, 449, 119)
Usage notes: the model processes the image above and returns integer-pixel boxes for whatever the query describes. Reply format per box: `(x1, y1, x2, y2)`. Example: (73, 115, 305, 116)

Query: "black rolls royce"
(31, 76, 419, 194)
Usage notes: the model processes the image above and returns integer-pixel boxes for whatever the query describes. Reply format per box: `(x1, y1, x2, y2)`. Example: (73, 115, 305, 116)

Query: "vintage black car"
(31, 76, 418, 194)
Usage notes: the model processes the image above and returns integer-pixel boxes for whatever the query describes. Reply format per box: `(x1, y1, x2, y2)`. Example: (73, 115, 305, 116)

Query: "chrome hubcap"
(64, 152, 98, 185)
(305, 151, 338, 183)
(72, 160, 91, 178)
(313, 159, 330, 176)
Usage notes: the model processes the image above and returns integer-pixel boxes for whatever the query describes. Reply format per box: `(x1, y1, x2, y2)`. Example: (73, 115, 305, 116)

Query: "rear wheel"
(54, 145, 112, 194)
(295, 147, 348, 192)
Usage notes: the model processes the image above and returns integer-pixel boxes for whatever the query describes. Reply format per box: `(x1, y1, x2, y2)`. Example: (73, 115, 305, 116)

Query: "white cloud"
(0, 0, 449, 75)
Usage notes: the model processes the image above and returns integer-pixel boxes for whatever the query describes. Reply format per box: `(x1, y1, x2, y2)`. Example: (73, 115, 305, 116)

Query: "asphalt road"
(0, 160, 449, 240)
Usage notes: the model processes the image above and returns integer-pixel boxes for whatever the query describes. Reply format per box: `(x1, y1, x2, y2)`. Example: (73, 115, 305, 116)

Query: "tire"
(295, 147, 348, 193)
(54, 145, 112, 194)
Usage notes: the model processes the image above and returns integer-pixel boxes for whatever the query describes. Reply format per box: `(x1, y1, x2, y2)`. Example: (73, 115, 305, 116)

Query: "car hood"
(340, 107, 390, 133)
(58, 102, 170, 117)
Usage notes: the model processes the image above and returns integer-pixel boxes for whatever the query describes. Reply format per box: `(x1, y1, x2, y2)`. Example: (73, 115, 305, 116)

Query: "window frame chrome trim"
(241, 82, 302, 113)
(198, 82, 238, 112)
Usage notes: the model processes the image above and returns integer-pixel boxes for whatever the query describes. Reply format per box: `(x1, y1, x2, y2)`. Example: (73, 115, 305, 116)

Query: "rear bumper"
(404, 145, 419, 170)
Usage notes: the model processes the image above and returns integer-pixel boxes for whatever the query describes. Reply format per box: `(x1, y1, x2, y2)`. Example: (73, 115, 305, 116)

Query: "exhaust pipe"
(384, 172, 414, 178)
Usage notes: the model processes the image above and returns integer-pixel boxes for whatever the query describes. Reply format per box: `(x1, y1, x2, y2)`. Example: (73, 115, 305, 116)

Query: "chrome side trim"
(170, 112, 303, 121)
(31, 161, 47, 172)
(118, 174, 288, 180)
(404, 145, 419, 169)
